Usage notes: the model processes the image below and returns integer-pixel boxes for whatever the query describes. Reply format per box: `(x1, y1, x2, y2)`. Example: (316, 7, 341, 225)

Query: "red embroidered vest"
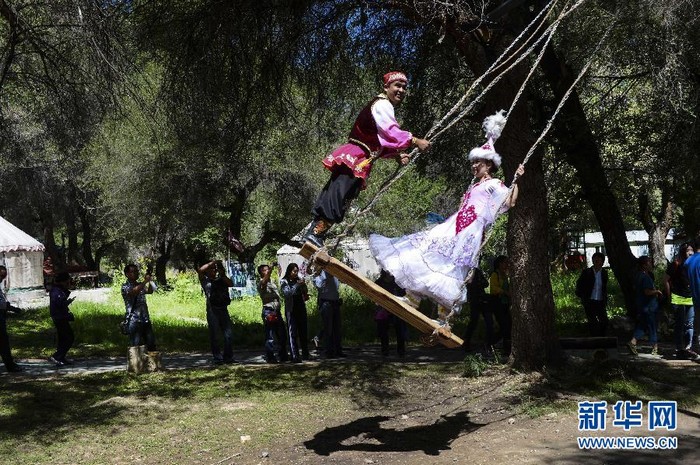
(348, 96, 384, 153)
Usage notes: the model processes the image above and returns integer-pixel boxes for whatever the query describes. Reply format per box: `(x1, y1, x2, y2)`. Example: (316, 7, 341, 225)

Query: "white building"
(576, 229, 678, 267)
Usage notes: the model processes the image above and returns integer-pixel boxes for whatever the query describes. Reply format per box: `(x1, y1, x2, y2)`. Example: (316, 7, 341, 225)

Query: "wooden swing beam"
(299, 242, 464, 349)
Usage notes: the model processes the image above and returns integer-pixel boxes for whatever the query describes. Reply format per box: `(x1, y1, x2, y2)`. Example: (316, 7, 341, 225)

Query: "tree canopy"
(1, 0, 698, 369)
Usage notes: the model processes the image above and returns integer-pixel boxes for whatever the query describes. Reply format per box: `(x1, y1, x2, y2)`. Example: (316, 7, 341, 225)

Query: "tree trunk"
(539, 44, 639, 317)
(78, 205, 97, 270)
(65, 206, 83, 266)
(40, 211, 62, 268)
(499, 92, 561, 369)
(154, 238, 173, 286)
(638, 189, 674, 271)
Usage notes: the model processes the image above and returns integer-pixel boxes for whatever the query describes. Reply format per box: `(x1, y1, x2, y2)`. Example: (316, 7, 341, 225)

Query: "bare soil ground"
(2, 348, 699, 465)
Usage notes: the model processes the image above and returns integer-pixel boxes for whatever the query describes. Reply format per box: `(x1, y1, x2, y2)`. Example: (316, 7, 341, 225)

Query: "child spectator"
(49, 271, 75, 366)
(374, 270, 407, 358)
(257, 263, 288, 363)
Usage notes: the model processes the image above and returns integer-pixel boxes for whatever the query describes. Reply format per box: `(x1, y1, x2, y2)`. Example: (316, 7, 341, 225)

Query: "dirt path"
(3, 345, 698, 465)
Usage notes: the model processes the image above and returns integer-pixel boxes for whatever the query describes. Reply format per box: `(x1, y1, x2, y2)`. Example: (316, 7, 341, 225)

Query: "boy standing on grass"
(198, 260, 235, 364)
(122, 264, 157, 351)
(257, 263, 288, 363)
(48, 272, 75, 367)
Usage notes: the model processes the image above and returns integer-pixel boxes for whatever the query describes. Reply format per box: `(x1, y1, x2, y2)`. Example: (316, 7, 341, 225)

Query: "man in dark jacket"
(575, 252, 609, 336)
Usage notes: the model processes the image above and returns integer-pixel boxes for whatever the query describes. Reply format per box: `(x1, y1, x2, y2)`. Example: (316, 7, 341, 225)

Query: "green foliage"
(550, 270, 627, 336)
(462, 353, 489, 378)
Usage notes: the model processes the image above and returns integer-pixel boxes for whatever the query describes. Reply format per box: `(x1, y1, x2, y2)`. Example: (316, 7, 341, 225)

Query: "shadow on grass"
(7, 308, 273, 357)
(304, 409, 483, 456)
(0, 361, 457, 441)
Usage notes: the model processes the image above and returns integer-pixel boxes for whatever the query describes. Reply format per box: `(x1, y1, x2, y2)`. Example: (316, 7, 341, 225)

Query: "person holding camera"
(257, 263, 288, 363)
(48, 271, 76, 366)
(198, 259, 235, 364)
(0, 265, 23, 373)
(122, 264, 157, 351)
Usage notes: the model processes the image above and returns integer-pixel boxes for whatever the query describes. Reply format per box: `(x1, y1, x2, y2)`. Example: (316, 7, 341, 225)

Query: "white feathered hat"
(468, 110, 507, 169)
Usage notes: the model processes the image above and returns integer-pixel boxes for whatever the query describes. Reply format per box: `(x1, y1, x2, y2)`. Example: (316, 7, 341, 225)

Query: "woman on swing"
(369, 111, 525, 321)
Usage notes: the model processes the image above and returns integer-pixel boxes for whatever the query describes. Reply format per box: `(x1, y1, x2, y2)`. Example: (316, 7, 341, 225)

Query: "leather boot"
(304, 218, 333, 247)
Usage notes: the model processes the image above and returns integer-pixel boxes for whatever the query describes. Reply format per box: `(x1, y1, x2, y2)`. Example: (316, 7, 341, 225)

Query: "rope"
(328, 0, 591, 252)
(455, 17, 618, 304)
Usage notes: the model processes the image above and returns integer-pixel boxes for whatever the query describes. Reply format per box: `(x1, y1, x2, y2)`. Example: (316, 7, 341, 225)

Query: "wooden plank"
(300, 242, 464, 349)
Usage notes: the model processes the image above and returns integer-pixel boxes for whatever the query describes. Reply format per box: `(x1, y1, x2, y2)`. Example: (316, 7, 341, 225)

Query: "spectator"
(565, 251, 585, 271)
(0, 265, 22, 373)
(575, 252, 609, 337)
(122, 264, 157, 351)
(490, 255, 512, 356)
(685, 237, 700, 348)
(303, 71, 430, 246)
(374, 270, 407, 358)
(462, 268, 495, 352)
(628, 256, 663, 356)
(281, 263, 310, 363)
(313, 270, 345, 359)
(198, 260, 235, 364)
(43, 256, 55, 291)
(48, 271, 76, 366)
(664, 242, 697, 360)
(257, 263, 288, 363)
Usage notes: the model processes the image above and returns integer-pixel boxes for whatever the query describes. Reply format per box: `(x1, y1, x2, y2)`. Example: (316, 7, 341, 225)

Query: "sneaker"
(626, 342, 638, 356)
(48, 356, 65, 367)
(685, 349, 700, 361)
(650, 347, 659, 356)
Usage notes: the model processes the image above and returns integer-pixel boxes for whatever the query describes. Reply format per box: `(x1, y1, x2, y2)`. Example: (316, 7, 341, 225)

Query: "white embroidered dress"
(369, 178, 511, 312)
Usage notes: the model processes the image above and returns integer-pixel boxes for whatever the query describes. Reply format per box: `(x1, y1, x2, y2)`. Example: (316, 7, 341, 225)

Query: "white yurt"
(0, 216, 45, 290)
(276, 237, 380, 280)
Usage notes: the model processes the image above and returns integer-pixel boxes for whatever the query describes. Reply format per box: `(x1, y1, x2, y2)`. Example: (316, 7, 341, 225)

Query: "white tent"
(0, 216, 45, 290)
(276, 238, 381, 280)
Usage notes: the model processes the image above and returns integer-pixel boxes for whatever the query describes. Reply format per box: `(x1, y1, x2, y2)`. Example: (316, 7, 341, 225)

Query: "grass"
(0, 362, 465, 464)
(6, 269, 641, 359)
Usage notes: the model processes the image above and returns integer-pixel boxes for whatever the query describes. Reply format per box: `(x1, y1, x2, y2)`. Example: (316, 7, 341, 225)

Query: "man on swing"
(303, 71, 431, 246)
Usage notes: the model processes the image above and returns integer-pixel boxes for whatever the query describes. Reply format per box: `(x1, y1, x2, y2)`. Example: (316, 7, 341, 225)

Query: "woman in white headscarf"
(370, 111, 524, 318)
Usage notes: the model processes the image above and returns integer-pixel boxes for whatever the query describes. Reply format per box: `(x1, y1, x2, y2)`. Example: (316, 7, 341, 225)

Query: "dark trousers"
(52, 318, 74, 362)
(463, 297, 495, 347)
(286, 305, 309, 359)
(312, 165, 363, 223)
(492, 299, 512, 355)
(262, 308, 288, 361)
(206, 306, 234, 361)
(0, 314, 15, 368)
(583, 299, 608, 337)
(376, 316, 406, 356)
(319, 299, 342, 357)
(128, 320, 157, 351)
